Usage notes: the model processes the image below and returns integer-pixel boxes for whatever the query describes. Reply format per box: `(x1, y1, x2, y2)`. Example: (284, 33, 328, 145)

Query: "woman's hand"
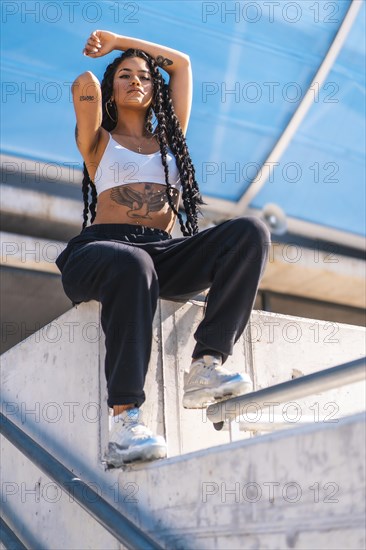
(82, 30, 118, 58)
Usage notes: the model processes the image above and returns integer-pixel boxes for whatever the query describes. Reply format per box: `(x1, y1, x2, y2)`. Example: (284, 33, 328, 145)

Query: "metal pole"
(0, 413, 164, 550)
(207, 357, 366, 425)
(0, 517, 27, 550)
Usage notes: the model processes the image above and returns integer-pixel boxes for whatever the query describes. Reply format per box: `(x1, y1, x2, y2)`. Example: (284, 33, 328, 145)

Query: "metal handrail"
(207, 357, 366, 427)
(0, 517, 27, 550)
(0, 413, 163, 550)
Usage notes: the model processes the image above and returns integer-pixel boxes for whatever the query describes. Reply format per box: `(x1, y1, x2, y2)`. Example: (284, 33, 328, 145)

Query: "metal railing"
(0, 517, 27, 550)
(0, 413, 163, 550)
(207, 357, 366, 429)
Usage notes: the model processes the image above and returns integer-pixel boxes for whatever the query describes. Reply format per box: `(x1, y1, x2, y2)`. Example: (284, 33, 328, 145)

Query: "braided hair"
(80, 48, 205, 236)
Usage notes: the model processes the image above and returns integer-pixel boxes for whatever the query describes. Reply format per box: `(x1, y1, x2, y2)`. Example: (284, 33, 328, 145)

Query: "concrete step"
(111, 411, 366, 550)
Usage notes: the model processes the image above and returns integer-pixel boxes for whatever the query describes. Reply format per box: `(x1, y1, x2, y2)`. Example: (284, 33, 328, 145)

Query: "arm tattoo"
(156, 55, 173, 68)
(79, 95, 95, 101)
(110, 184, 177, 220)
(75, 124, 78, 142)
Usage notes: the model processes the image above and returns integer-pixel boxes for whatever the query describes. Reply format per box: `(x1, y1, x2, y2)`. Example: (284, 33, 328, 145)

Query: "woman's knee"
(227, 217, 271, 266)
(122, 249, 158, 285)
(101, 244, 157, 283)
(232, 216, 271, 247)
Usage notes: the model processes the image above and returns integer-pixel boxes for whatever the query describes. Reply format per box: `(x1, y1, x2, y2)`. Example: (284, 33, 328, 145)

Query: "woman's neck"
(113, 111, 148, 138)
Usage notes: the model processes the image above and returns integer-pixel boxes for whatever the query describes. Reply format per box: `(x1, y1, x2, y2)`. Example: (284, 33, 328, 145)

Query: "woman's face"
(112, 56, 153, 110)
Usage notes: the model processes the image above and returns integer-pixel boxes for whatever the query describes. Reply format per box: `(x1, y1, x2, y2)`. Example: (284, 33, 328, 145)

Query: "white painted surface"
(0, 184, 81, 226)
(259, 242, 366, 307)
(1, 231, 66, 274)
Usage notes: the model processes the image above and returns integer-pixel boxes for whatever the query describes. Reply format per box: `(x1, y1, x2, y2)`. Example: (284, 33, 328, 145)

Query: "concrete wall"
(226, 310, 366, 436)
(0, 302, 119, 550)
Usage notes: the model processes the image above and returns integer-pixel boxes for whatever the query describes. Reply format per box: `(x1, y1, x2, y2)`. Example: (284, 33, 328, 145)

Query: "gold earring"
(105, 99, 117, 122)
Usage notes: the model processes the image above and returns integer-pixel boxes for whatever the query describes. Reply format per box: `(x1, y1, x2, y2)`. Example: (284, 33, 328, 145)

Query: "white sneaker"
(105, 408, 167, 467)
(183, 355, 253, 409)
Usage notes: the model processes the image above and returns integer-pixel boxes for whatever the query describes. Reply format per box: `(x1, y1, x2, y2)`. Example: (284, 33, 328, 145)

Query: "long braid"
(147, 61, 190, 235)
(145, 106, 155, 134)
(143, 54, 205, 235)
(160, 80, 204, 234)
(80, 49, 205, 236)
(81, 163, 91, 229)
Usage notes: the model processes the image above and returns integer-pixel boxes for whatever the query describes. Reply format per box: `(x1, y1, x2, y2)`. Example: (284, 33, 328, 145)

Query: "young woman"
(55, 30, 270, 467)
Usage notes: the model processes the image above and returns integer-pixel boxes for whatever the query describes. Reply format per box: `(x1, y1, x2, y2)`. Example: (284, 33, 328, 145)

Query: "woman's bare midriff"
(91, 182, 181, 234)
(83, 130, 181, 234)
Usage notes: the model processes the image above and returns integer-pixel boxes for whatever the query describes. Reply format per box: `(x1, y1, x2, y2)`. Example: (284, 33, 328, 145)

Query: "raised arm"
(71, 71, 102, 157)
(83, 31, 193, 134)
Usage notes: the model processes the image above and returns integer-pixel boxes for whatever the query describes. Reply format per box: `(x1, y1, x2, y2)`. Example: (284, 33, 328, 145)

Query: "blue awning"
(2, 0, 365, 239)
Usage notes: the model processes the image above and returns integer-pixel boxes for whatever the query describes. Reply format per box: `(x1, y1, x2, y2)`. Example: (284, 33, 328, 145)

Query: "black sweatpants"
(55, 217, 270, 408)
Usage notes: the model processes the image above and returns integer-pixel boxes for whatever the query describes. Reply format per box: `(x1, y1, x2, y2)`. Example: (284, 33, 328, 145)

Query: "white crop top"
(94, 133, 181, 195)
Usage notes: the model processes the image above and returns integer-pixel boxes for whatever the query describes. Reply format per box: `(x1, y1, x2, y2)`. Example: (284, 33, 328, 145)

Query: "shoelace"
(121, 419, 152, 436)
(195, 356, 221, 367)
(200, 363, 233, 377)
(202, 364, 217, 371)
(110, 421, 152, 444)
(122, 419, 142, 430)
(197, 358, 225, 370)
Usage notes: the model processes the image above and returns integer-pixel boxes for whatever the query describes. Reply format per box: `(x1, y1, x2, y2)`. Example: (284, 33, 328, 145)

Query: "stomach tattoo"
(109, 183, 178, 220)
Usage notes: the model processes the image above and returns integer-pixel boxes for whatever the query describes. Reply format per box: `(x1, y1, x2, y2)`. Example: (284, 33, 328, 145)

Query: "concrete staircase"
(1, 300, 365, 549)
